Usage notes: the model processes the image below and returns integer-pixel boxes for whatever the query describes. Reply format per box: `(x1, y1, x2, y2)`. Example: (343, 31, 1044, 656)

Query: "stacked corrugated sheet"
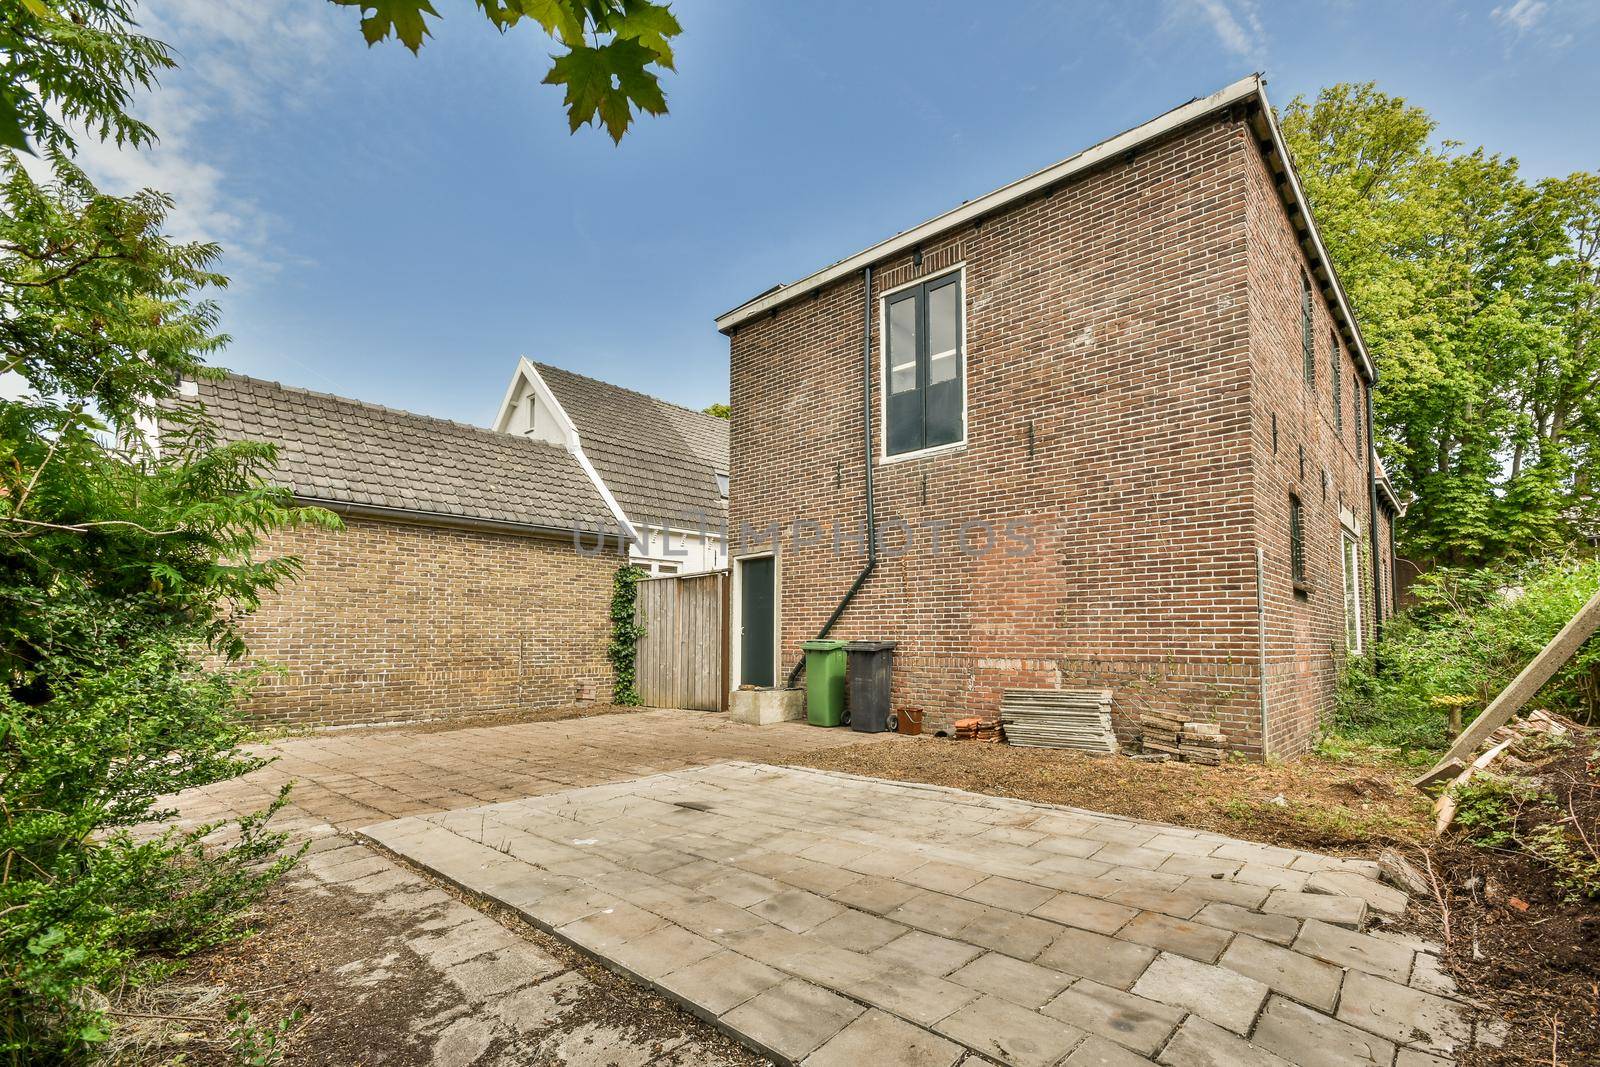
(999, 689, 1117, 753)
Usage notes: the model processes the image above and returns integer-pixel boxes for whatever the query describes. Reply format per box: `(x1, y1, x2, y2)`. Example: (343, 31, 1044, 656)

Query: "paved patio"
(164, 710, 880, 1066)
(174, 708, 877, 833)
(364, 763, 1492, 1067)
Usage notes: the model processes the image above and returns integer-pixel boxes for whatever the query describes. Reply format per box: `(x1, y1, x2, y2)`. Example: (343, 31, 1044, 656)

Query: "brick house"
(174, 373, 627, 728)
(717, 75, 1403, 756)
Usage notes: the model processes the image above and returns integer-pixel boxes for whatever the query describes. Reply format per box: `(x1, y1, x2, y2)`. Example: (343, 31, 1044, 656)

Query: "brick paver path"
(163, 710, 881, 1066)
(174, 709, 877, 833)
(365, 763, 1498, 1067)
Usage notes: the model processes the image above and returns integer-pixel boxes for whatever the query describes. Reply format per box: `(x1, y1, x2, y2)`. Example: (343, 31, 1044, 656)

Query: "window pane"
(888, 296, 917, 395)
(928, 351, 957, 385)
(927, 280, 958, 359)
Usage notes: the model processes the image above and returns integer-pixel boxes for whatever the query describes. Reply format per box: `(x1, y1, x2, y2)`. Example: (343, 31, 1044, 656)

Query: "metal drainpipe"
(786, 265, 877, 688)
(1365, 384, 1384, 645)
(1256, 547, 1270, 759)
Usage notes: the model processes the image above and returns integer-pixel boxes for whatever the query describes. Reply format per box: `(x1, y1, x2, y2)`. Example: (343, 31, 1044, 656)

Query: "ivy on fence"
(609, 565, 647, 705)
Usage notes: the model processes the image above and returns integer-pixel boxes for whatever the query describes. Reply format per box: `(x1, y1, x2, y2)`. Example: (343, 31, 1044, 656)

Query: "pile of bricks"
(1139, 712, 1224, 764)
(953, 717, 1001, 742)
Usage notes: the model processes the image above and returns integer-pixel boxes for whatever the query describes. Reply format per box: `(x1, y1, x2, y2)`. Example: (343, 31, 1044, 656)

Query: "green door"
(739, 556, 775, 688)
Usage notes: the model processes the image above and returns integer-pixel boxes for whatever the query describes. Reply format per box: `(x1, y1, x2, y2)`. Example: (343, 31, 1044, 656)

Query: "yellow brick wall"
(235, 515, 621, 727)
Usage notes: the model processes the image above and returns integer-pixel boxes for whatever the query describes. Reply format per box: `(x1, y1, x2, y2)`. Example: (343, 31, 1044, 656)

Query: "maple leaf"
(474, 0, 525, 31)
(334, 0, 682, 142)
(331, 0, 440, 53)
(514, 0, 588, 45)
(610, 0, 682, 69)
(543, 37, 667, 143)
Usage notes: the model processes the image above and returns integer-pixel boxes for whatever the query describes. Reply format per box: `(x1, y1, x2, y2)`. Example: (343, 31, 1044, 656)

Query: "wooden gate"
(634, 570, 728, 711)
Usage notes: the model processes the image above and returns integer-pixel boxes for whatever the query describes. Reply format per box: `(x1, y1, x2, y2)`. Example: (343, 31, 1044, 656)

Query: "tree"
(330, 0, 682, 143)
(1, 2, 333, 1059)
(1281, 84, 1600, 570)
(703, 402, 730, 419)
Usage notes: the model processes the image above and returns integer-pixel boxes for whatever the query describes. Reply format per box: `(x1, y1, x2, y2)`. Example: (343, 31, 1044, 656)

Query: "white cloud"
(66, 0, 342, 281)
(1173, 0, 1268, 62)
(1491, 0, 1548, 32)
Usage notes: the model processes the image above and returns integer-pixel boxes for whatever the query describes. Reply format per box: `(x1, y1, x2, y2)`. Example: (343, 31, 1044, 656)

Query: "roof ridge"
(214, 371, 570, 453)
(533, 360, 728, 428)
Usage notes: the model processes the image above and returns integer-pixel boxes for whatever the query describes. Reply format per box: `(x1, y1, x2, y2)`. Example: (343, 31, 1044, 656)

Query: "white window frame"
(1341, 528, 1363, 654)
(877, 263, 968, 464)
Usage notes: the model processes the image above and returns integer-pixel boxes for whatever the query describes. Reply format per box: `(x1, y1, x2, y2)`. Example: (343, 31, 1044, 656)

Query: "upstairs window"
(1331, 330, 1343, 433)
(1289, 493, 1307, 593)
(715, 472, 729, 499)
(884, 270, 965, 458)
(1299, 275, 1312, 388)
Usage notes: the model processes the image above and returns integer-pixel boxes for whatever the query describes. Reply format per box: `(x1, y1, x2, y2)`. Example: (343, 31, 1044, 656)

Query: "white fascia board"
(492, 356, 578, 443)
(492, 356, 640, 547)
(715, 75, 1264, 333)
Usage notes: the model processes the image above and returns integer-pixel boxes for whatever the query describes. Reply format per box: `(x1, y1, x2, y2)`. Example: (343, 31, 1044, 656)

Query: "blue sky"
(88, 0, 1599, 425)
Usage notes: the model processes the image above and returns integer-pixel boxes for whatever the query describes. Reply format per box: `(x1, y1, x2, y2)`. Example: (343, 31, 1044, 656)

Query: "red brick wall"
(729, 116, 1267, 747)
(728, 111, 1392, 756)
(1244, 134, 1384, 756)
(236, 515, 621, 728)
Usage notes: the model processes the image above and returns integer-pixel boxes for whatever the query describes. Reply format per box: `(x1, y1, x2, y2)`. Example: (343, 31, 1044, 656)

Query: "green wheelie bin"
(801, 639, 848, 726)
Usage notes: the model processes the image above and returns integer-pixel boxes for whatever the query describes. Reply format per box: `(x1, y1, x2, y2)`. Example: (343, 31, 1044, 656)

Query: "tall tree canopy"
(1281, 84, 1599, 571)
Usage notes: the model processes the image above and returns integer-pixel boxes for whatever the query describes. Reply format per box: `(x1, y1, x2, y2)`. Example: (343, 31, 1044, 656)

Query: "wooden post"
(1416, 582, 1600, 788)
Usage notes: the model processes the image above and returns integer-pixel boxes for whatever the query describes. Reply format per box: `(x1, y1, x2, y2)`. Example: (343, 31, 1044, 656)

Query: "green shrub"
(1333, 555, 1600, 763)
(1452, 773, 1549, 848)
(0, 7, 333, 1061)
(0, 592, 307, 1062)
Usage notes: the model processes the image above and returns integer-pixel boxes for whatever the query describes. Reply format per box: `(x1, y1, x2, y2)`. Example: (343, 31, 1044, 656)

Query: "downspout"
(1256, 547, 1270, 759)
(1365, 384, 1383, 645)
(786, 264, 877, 687)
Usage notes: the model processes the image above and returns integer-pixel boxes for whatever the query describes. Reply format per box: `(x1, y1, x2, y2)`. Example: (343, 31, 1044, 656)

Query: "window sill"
(878, 441, 967, 466)
(1293, 580, 1312, 599)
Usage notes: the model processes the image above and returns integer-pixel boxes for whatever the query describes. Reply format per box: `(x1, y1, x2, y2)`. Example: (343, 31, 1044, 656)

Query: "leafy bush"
(0, 11, 336, 1055)
(1446, 758, 1600, 901)
(0, 425, 329, 1061)
(1452, 773, 1550, 848)
(1334, 555, 1600, 762)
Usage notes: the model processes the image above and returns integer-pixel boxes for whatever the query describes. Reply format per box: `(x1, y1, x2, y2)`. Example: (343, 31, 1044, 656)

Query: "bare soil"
(1404, 743, 1600, 1066)
(780, 734, 1433, 852)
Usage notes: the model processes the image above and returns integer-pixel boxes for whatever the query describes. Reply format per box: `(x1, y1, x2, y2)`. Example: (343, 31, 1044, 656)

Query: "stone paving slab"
(364, 762, 1487, 1066)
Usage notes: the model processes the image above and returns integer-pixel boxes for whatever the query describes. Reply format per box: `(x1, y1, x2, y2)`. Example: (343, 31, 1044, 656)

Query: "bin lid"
(801, 639, 848, 652)
(844, 641, 897, 652)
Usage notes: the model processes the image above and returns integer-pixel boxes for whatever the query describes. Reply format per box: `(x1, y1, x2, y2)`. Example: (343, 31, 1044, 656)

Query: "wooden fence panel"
(635, 570, 726, 711)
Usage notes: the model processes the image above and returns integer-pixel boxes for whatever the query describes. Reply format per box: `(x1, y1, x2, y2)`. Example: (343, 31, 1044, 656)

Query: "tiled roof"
(535, 362, 729, 534)
(175, 374, 619, 535)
